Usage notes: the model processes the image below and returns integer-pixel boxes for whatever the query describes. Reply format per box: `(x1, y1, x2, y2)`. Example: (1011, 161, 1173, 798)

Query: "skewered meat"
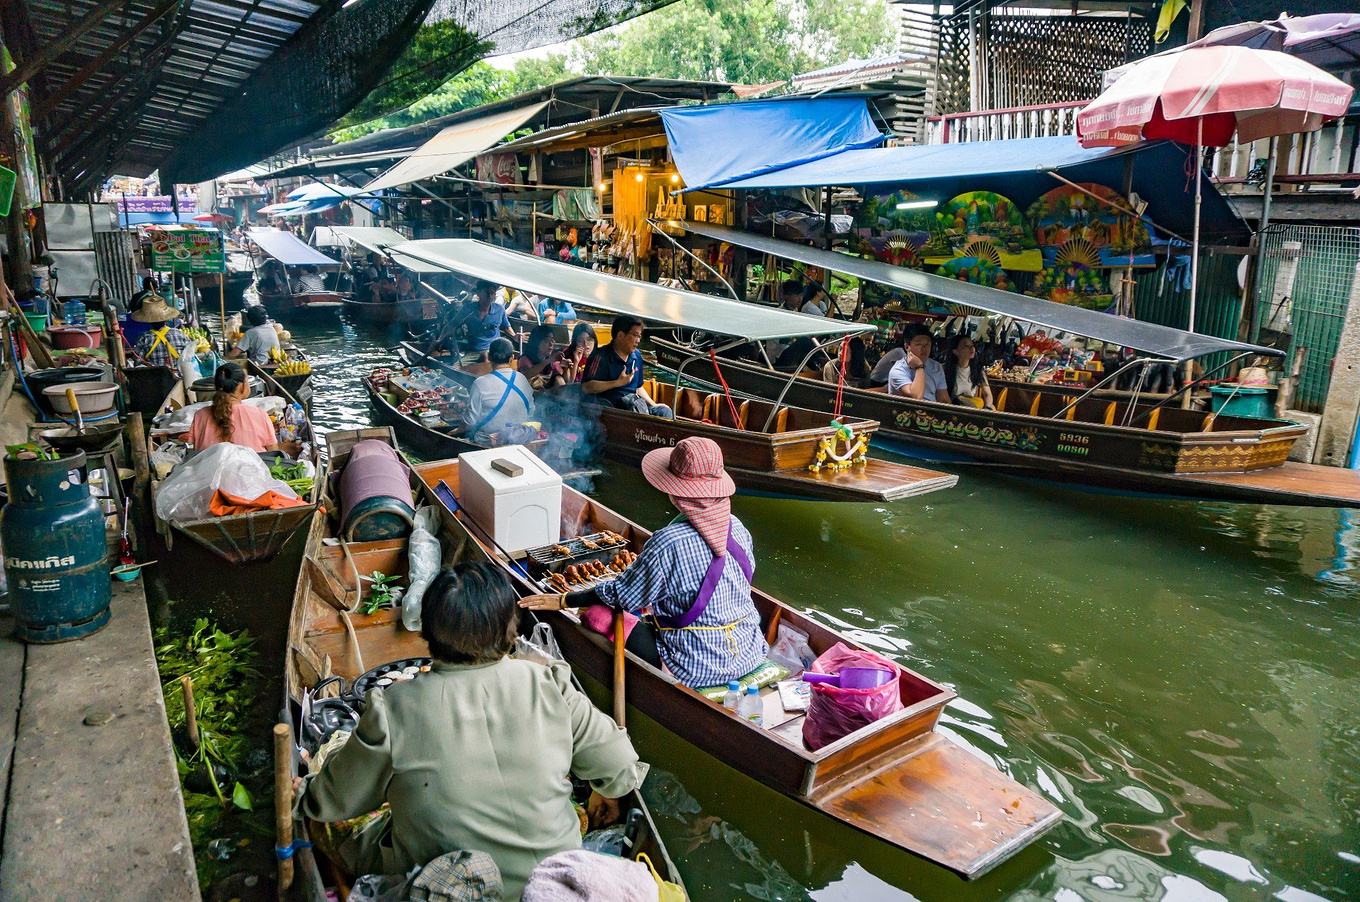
(551, 544, 571, 557)
(580, 538, 599, 550)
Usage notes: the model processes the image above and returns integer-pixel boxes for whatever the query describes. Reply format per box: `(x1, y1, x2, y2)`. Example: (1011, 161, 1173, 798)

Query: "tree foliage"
(329, 0, 894, 142)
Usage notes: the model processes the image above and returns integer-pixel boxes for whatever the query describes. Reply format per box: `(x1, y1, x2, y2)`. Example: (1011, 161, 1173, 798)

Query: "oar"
(612, 610, 627, 728)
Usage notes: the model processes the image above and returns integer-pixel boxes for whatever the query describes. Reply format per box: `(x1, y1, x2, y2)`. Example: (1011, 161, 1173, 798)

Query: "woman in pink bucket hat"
(521, 436, 768, 688)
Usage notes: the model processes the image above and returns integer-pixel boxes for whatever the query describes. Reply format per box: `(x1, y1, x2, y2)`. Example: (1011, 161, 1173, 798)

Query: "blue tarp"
(709, 135, 1245, 241)
(660, 97, 884, 191)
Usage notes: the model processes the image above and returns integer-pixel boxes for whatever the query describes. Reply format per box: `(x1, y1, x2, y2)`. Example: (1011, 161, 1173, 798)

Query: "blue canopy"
(709, 136, 1245, 242)
(660, 97, 884, 191)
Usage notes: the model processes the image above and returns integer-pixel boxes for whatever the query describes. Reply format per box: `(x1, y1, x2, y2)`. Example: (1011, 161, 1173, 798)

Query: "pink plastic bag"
(802, 642, 903, 751)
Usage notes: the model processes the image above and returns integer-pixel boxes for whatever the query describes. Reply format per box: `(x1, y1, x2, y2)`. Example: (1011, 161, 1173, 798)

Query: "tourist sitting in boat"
(563, 322, 596, 383)
(296, 265, 326, 293)
(774, 336, 831, 374)
(226, 304, 280, 366)
(945, 334, 995, 410)
(887, 326, 950, 402)
(461, 338, 536, 444)
(518, 325, 567, 390)
(801, 282, 831, 317)
(865, 330, 906, 388)
(457, 280, 517, 356)
(259, 260, 288, 296)
(520, 437, 769, 688)
(821, 336, 871, 387)
(131, 297, 193, 368)
(395, 271, 418, 303)
(499, 286, 539, 320)
(538, 296, 577, 324)
(297, 562, 646, 899)
(582, 315, 673, 418)
(762, 281, 805, 361)
(188, 363, 290, 454)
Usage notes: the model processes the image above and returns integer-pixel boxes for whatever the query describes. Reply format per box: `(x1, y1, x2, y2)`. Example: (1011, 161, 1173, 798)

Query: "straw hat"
(641, 436, 735, 499)
(131, 296, 180, 323)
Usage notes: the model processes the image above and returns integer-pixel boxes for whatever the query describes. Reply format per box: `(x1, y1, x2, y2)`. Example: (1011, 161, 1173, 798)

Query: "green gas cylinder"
(2, 451, 111, 642)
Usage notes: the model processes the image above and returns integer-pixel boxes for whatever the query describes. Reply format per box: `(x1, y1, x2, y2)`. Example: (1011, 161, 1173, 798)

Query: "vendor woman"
(187, 363, 288, 455)
(521, 437, 769, 688)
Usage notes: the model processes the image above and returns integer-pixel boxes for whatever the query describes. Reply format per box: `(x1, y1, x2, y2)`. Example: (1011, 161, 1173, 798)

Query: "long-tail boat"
(147, 367, 319, 562)
(243, 227, 344, 317)
(378, 241, 957, 503)
(412, 456, 1062, 879)
(283, 428, 686, 899)
(652, 222, 1360, 508)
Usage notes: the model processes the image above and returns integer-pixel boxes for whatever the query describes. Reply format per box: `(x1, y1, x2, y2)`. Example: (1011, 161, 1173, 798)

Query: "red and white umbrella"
(1078, 46, 1352, 149)
(1077, 47, 1353, 333)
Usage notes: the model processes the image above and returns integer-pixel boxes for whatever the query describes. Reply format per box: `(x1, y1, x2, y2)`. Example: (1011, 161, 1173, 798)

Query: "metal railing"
(926, 104, 1360, 189)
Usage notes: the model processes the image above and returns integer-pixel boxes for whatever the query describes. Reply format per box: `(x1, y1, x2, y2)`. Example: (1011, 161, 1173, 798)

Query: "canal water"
(168, 314, 1360, 901)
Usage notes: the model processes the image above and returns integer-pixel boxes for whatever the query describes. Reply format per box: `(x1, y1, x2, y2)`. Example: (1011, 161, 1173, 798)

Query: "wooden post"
(273, 722, 295, 893)
(612, 610, 626, 728)
(1187, 0, 1206, 42)
(180, 675, 199, 750)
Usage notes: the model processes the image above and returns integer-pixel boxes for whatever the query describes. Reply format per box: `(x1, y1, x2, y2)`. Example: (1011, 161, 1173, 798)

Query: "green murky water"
(168, 315, 1360, 901)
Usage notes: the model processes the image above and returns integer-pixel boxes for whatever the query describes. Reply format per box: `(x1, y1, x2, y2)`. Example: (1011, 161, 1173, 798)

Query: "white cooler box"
(457, 445, 562, 555)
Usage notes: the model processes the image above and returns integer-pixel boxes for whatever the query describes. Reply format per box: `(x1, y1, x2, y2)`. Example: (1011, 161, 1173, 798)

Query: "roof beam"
(0, 0, 128, 98)
(33, 0, 178, 120)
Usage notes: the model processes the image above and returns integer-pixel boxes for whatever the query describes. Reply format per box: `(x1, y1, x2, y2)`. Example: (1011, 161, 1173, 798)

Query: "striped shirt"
(596, 516, 768, 687)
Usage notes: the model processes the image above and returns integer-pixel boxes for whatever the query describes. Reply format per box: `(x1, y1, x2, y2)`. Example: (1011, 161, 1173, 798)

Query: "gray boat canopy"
(682, 222, 1281, 362)
(313, 226, 446, 274)
(387, 239, 871, 342)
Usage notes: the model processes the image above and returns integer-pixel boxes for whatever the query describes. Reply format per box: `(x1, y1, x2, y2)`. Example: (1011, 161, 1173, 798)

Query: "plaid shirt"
(597, 516, 768, 687)
(134, 325, 193, 368)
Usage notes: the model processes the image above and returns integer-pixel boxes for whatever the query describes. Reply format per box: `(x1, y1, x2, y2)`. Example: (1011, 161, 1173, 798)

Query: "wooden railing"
(926, 103, 1360, 190)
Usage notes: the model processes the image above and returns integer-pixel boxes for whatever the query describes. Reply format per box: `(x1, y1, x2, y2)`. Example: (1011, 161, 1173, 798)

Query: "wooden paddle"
(612, 609, 627, 728)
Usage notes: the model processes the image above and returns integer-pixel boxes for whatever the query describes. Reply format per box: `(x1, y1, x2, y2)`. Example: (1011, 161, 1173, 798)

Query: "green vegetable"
(360, 571, 403, 615)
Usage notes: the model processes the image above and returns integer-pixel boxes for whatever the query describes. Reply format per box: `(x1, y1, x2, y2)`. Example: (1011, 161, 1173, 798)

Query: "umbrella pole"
(1183, 121, 1204, 408)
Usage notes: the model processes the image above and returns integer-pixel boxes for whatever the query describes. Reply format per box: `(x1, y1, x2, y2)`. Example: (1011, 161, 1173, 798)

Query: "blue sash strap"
(655, 529, 753, 630)
(469, 371, 530, 436)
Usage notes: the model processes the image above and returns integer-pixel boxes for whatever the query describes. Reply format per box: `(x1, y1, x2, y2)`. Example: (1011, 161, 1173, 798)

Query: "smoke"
(534, 385, 606, 493)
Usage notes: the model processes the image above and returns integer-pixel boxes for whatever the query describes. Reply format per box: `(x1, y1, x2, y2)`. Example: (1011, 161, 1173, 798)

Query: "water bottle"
(738, 686, 763, 727)
(721, 681, 741, 712)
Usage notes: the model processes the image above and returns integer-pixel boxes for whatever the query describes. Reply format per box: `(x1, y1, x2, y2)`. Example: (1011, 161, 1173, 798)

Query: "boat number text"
(1057, 432, 1090, 456)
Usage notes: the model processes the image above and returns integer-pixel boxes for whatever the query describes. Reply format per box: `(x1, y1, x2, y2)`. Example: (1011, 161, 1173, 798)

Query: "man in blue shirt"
(538, 296, 577, 324)
(887, 326, 950, 402)
(582, 315, 673, 418)
(457, 280, 517, 355)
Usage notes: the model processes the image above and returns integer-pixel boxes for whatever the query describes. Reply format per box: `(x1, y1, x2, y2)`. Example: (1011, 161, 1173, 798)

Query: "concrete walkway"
(0, 578, 200, 901)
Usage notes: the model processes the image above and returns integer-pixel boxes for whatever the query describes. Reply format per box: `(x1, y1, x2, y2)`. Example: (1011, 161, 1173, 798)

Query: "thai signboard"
(149, 227, 225, 273)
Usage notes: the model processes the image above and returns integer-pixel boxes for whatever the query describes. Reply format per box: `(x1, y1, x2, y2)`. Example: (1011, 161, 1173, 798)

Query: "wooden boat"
(412, 457, 1061, 878)
(244, 227, 345, 317)
(147, 368, 319, 563)
(341, 295, 434, 326)
(507, 314, 612, 347)
(391, 346, 956, 503)
(653, 338, 1360, 507)
(283, 429, 686, 900)
(363, 371, 481, 462)
(257, 288, 345, 317)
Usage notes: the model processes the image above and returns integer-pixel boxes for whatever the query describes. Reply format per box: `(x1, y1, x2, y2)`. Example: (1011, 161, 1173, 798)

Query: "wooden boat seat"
(994, 387, 1008, 411)
(863, 384, 889, 394)
(702, 394, 749, 429)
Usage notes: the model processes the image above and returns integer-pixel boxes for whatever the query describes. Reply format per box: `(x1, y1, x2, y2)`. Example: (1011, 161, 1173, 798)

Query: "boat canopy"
(245, 228, 342, 269)
(660, 96, 884, 191)
(691, 136, 1243, 241)
(314, 226, 446, 273)
(387, 239, 870, 342)
(683, 222, 1279, 361)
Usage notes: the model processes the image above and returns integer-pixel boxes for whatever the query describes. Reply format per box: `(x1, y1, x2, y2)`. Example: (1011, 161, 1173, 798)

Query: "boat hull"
(651, 340, 1344, 505)
(342, 297, 432, 326)
(414, 459, 1062, 879)
(256, 288, 343, 318)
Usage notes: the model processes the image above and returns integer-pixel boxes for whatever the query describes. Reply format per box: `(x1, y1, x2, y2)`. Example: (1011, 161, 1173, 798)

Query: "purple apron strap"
(657, 532, 753, 629)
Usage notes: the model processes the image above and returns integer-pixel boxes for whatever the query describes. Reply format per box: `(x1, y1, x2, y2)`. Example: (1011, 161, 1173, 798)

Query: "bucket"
(24, 312, 48, 333)
(342, 496, 415, 542)
(1209, 385, 1273, 420)
(1, 451, 112, 642)
(48, 325, 103, 350)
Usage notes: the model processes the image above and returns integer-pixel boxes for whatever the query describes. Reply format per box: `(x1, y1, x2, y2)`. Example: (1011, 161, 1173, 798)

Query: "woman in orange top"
(187, 363, 281, 453)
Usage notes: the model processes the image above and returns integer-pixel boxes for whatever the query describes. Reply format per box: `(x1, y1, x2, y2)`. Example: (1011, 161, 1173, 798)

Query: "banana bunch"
(276, 358, 311, 376)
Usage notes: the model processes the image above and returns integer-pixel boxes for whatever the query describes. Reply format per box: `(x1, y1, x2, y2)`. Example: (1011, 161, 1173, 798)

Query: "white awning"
(314, 226, 445, 273)
(386, 239, 870, 342)
(361, 102, 549, 193)
(245, 228, 340, 267)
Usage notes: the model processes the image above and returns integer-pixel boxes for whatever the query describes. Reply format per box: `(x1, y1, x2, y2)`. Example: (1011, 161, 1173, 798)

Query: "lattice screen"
(932, 5, 1154, 116)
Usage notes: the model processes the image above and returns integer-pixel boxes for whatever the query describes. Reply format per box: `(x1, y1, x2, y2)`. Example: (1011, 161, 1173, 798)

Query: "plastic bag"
(769, 622, 815, 677)
(149, 441, 188, 480)
(154, 443, 299, 523)
(802, 642, 902, 751)
(400, 506, 442, 632)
